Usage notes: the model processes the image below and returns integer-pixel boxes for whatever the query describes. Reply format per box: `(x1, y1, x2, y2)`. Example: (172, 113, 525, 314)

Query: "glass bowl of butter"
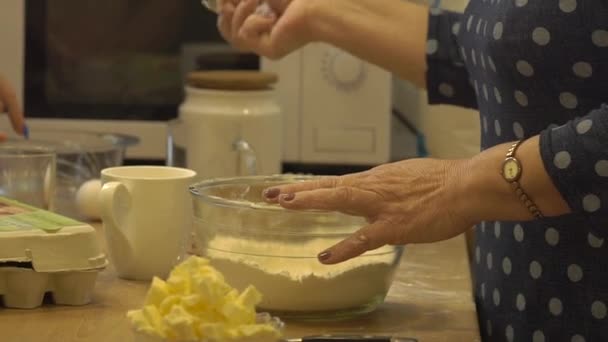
(189, 175, 404, 321)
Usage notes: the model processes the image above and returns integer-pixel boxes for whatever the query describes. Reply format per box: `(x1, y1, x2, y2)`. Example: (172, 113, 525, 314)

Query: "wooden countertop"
(0, 223, 480, 342)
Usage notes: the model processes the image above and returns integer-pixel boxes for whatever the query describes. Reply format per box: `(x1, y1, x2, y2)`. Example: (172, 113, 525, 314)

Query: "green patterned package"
(0, 197, 84, 233)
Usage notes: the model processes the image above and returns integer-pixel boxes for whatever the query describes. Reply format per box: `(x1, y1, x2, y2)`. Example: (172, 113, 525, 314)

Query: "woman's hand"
(0, 75, 25, 142)
(217, 0, 318, 59)
(263, 159, 474, 264)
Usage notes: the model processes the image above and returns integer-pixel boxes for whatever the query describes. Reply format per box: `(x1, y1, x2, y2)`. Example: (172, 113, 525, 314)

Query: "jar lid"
(187, 71, 278, 90)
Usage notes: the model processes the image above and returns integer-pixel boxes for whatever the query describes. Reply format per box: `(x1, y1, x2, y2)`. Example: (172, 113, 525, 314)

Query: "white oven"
(0, 0, 420, 166)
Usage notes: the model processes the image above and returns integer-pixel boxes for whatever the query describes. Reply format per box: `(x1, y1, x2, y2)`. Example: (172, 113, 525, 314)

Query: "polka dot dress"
(426, 1, 608, 341)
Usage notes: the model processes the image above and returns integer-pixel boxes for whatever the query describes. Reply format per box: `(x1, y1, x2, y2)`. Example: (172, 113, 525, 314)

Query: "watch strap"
(505, 140, 544, 220)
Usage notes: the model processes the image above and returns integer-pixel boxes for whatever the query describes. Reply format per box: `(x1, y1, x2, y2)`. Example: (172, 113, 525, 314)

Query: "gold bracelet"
(500, 140, 544, 219)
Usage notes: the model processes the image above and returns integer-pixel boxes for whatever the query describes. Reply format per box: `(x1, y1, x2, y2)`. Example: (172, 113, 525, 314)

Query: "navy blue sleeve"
(540, 105, 608, 235)
(425, 8, 478, 109)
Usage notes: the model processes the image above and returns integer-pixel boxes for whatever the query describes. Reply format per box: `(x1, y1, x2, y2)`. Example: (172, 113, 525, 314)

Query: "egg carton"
(0, 197, 108, 308)
(0, 266, 103, 309)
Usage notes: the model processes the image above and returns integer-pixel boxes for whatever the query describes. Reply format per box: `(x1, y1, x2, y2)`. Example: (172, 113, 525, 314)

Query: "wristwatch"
(501, 140, 544, 219)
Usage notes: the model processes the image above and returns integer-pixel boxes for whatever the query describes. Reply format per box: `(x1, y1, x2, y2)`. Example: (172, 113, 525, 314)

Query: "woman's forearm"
(310, 0, 429, 88)
(458, 136, 571, 223)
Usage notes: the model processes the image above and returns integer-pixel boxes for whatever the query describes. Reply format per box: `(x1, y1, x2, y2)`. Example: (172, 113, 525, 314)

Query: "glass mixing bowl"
(189, 175, 404, 321)
(10, 129, 139, 219)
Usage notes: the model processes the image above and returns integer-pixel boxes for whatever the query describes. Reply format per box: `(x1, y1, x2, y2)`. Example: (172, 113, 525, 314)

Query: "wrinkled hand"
(217, 0, 315, 59)
(0, 75, 25, 142)
(263, 159, 473, 264)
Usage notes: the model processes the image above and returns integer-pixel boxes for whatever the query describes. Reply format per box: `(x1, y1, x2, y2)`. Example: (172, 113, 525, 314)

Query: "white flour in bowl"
(204, 236, 399, 313)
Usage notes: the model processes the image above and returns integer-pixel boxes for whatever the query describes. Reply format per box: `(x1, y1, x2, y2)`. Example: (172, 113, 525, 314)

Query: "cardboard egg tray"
(0, 197, 108, 309)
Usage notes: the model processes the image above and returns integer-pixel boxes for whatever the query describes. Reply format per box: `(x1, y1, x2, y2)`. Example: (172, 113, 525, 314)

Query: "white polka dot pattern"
(493, 288, 501, 306)
(514, 90, 528, 106)
(467, 16, 475, 32)
(592, 30, 608, 47)
(549, 298, 563, 316)
(516, 60, 534, 76)
(494, 87, 502, 104)
(493, 22, 503, 40)
(513, 224, 524, 242)
(487, 252, 493, 270)
(532, 27, 551, 46)
(568, 264, 583, 282)
(452, 22, 461, 36)
(545, 228, 560, 246)
(427, 40, 438, 54)
(571, 335, 585, 342)
(573, 62, 593, 78)
(516, 293, 526, 311)
(502, 257, 512, 275)
(559, 92, 578, 109)
(553, 151, 572, 169)
(530, 261, 543, 279)
(483, 116, 488, 133)
(513, 122, 524, 139)
(576, 119, 593, 134)
(505, 325, 514, 342)
(583, 194, 601, 212)
(559, 0, 577, 13)
(588, 233, 605, 248)
(533, 331, 546, 342)
(592, 301, 607, 319)
(595, 160, 608, 177)
(439, 83, 455, 97)
(424, 5, 608, 336)
(488, 56, 497, 72)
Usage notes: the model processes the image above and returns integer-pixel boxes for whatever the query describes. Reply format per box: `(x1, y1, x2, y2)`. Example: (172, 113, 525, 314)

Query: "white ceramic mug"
(100, 166, 196, 280)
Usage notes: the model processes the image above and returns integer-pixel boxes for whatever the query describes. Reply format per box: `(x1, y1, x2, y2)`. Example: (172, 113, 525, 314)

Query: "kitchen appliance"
(169, 71, 282, 180)
(0, 0, 422, 169)
(189, 175, 404, 320)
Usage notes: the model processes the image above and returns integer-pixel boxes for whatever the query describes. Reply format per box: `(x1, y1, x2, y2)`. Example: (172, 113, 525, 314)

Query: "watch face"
(502, 158, 521, 182)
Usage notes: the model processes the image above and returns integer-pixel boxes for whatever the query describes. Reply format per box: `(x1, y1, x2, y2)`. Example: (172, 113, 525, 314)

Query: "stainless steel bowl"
(190, 175, 404, 321)
(11, 129, 139, 219)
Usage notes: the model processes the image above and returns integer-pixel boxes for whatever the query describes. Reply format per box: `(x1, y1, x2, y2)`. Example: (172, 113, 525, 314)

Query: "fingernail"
(318, 250, 332, 262)
(23, 125, 29, 140)
(281, 193, 295, 202)
(263, 188, 280, 199)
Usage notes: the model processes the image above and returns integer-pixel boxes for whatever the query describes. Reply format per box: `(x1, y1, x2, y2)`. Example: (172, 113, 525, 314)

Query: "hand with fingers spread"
(0, 75, 26, 142)
(217, 0, 318, 59)
(261, 137, 572, 266)
(262, 158, 473, 265)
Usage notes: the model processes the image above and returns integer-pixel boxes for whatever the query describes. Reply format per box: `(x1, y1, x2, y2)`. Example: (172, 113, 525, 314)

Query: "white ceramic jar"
(175, 71, 282, 180)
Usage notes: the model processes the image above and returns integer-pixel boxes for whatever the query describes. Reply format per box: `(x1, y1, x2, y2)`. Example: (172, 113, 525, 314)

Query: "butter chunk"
(163, 305, 199, 341)
(128, 256, 282, 342)
(144, 277, 170, 307)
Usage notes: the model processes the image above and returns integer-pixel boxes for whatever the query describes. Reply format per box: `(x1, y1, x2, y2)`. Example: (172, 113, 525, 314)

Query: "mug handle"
(99, 182, 133, 263)
(233, 139, 258, 176)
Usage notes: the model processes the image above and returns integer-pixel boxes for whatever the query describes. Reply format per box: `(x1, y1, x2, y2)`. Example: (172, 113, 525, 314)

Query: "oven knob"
(322, 50, 366, 91)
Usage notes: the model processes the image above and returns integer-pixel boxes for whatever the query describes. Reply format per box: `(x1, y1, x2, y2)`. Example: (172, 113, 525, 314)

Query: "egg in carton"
(0, 197, 108, 309)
